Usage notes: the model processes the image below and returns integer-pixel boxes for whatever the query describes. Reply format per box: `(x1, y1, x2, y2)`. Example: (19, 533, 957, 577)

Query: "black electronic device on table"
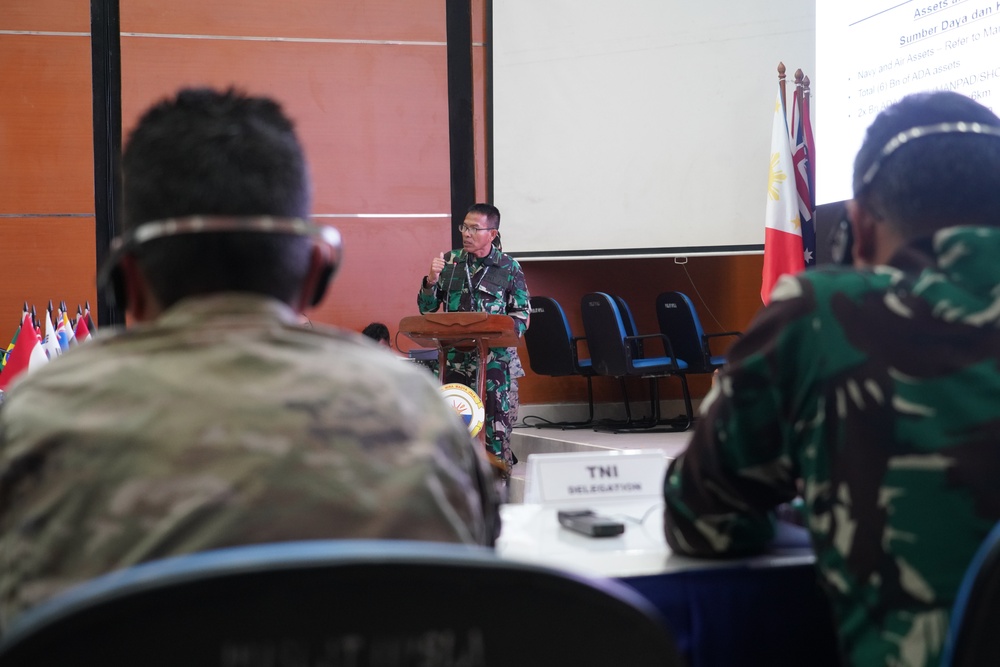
(557, 509, 625, 538)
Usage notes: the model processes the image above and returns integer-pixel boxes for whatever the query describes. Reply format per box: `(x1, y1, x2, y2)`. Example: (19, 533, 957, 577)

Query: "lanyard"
(463, 258, 483, 311)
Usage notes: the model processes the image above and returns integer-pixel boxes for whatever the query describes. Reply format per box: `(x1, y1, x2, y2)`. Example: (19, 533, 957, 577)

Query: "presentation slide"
(816, 0, 1000, 205)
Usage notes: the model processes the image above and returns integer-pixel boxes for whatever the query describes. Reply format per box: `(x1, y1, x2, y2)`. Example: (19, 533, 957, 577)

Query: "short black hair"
(361, 322, 390, 343)
(853, 91, 1000, 239)
(121, 87, 315, 308)
(466, 203, 500, 229)
(123, 87, 310, 227)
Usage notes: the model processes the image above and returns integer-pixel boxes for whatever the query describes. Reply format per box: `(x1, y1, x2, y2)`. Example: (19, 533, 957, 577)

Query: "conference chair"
(522, 296, 596, 428)
(655, 291, 742, 376)
(940, 521, 1000, 667)
(580, 291, 693, 432)
(0, 540, 683, 667)
(614, 294, 645, 361)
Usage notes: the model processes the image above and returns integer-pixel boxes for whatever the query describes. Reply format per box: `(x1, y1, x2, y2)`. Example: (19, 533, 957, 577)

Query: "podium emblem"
(440, 383, 486, 437)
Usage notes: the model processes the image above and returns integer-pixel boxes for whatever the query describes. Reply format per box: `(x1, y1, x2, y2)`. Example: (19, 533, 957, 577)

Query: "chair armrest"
(703, 331, 742, 355)
(627, 333, 681, 369)
(570, 335, 589, 367)
(704, 331, 742, 340)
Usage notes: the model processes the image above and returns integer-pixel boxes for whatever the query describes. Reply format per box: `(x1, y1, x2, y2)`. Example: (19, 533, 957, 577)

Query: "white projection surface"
(492, 1, 814, 259)
(816, 0, 1000, 205)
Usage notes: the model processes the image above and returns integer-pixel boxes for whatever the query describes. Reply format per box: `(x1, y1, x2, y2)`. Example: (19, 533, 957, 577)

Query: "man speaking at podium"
(418, 204, 530, 478)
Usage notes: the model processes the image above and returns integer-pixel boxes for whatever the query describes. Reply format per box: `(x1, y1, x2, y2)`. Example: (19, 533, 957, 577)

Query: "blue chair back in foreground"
(940, 520, 1000, 667)
(0, 540, 683, 667)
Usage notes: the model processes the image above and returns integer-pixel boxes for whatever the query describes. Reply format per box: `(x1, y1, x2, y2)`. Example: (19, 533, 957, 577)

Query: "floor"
(507, 420, 693, 503)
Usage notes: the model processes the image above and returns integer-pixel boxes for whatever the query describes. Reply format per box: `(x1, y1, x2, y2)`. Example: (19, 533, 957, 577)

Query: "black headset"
(834, 121, 1000, 267)
(829, 211, 854, 266)
(97, 216, 343, 311)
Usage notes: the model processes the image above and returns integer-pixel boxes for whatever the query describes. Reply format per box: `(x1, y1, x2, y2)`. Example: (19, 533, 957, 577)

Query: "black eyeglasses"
(458, 224, 494, 234)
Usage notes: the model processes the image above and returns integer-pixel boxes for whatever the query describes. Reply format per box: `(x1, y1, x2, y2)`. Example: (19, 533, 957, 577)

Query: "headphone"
(829, 208, 854, 266)
(833, 121, 1000, 267)
(857, 120, 1000, 191)
(97, 216, 343, 311)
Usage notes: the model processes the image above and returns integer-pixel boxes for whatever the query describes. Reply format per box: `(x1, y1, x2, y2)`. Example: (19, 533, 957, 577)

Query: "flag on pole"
(791, 87, 816, 267)
(42, 302, 62, 360)
(762, 90, 805, 304)
(56, 304, 76, 350)
(74, 306, 92, 343)
(803, 86, 816, 208)
(0, 310, 48, 390)
(84, 301, 97, 334)
(2, 315, 22, 370)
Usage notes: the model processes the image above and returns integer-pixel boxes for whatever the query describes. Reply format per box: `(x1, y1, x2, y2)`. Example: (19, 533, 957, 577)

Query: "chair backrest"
(0, 540, 682, 667)
(524, 296, 591, 377)
(656, 291, 709, 371)
(941, 521, 1000, 667)
(614, 295, 645, 359)
(581, 292, 632, 377)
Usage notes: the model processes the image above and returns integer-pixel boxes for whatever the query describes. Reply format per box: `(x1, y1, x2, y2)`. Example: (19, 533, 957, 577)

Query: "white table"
(496, 500, 838, 667)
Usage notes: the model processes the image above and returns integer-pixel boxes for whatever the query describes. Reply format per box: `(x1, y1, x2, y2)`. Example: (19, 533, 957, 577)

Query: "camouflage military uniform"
(417, 247, 530, 470)
(663, 226, 1000, 666)
(0, 294, 500, 631)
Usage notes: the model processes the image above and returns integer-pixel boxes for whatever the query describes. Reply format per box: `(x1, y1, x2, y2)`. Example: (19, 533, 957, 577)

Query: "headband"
(98, 215, 343, 291)
(859, 120, 1000, 190)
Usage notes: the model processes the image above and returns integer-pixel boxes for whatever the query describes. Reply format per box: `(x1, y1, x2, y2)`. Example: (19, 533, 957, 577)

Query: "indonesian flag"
(0, 311, 48, 390)
(74, 308, 92, 343)
(762, 91, 805, 304)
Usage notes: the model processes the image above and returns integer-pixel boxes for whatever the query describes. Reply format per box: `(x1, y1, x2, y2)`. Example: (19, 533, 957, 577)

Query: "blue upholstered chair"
(940, 521, 1000, 667)
(655, 291, 742, 377)
(523, 295, 596, 428)
(580, 291, 692, 432)
(0, 540, 683, 667)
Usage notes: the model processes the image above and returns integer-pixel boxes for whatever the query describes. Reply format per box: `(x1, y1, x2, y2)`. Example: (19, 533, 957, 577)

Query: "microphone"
(442, 251, 460, 312)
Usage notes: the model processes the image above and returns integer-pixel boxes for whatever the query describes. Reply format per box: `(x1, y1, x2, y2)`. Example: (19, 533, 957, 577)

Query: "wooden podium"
(399, 312, 519, 475)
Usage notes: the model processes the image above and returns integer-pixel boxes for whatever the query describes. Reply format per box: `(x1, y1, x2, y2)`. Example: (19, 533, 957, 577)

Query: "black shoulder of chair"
(0, 540, 683, 667)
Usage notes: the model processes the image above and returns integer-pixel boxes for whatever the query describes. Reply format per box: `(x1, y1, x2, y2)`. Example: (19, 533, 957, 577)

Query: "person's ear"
(120, 254, 159, 322)
(296, 242, 336, 312)
(847, 200, 877, 268)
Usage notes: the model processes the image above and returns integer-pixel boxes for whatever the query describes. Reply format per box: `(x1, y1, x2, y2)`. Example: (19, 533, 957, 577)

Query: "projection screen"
(492, 0, 815, 260)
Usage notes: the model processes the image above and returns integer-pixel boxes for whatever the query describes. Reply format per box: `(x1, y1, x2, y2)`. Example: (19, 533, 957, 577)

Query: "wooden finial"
(778, 62, 788, 110)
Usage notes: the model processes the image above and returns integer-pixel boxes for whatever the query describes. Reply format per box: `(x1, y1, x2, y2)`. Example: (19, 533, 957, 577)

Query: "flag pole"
(777, 62, 787, 112)
(803, 74, 815, 197)
(794, 69, 805, 130)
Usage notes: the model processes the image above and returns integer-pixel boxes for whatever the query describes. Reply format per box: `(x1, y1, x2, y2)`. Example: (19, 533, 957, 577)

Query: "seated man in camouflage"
(0, 87, 499, 631)
(663, 90, 1000, 666)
